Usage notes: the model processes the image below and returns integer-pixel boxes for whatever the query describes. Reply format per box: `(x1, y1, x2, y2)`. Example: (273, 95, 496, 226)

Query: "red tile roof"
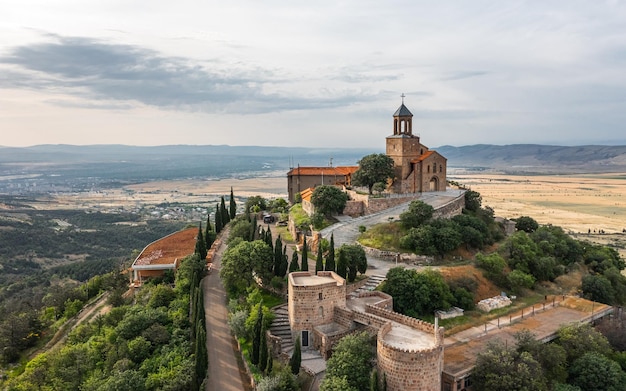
(133, 227, 198, 266)
(287, 166, 358, 176)
(300, 187, 314, 202)
(411, 150, 435, 163)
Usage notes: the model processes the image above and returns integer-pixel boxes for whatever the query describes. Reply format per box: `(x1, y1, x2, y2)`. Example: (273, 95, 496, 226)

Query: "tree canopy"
(352, 153, 395, 194)
(219, 239, 274, 295)
(311, 185, 348, 216)
(321, 332, 373, 391)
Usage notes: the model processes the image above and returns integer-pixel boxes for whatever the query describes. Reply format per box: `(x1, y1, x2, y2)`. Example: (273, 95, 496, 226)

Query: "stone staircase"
(269, 304, 294, 355)
(352, 274, 387, 295)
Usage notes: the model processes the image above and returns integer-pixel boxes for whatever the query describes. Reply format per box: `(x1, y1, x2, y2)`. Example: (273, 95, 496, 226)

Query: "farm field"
(38, 172, 626, 260)
(451, 172, 626, 260)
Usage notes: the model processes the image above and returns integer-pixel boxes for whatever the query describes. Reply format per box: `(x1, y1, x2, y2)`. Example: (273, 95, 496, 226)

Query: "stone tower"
(385, 98, 447, 193)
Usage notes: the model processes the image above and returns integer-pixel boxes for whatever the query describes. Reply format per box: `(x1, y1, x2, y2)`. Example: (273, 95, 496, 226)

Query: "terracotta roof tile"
(411, 150, 435, 163)
(300, 187, 314, 202)
(133, 227, 197, 267)
(287, 166, 358, 176)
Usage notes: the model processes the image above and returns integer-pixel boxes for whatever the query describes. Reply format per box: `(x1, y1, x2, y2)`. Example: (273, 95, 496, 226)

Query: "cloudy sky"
(1, 1, 625, 148)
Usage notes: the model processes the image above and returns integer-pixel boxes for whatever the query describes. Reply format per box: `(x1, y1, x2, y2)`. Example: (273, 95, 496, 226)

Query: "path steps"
(269, 304, 294, 354)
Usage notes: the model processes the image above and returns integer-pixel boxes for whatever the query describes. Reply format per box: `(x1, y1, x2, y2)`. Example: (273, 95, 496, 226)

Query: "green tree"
(289, 251, 299, 272)
(215, 202, 223, 234)
(274, 236, 284, 277)
(556, 323, 612, 363)
(311, 185, 348, 216)
(245, 195, 268, 213)
(325, 233, 336, 272)
(336, 244, 367, 282)
(259, 327, 268, 373)
(301, 236, 309, 272)
(370, 368, 380, 391)
(464, 190, 482, 212)
(352, 153, 395, 194)
(383, 267, 453, 317)
(219, 240, 274, 294)
(507, 269, 535, 293)
(399, 200, 434, 229)
(289, 336, 301, 375)
(322, 332, 373, 391)
(195, 223, 207, 260)
(516, 216, 539, 233)
(569, 352, 626, 391)
(229, 187, 237, 220)
(220, 196, 230, 225)
(582, 274, 616, 304)
(205, 214, 215, 250)
(315, 239, 324, 273)
(251, 305, 263, 365)
(472, 340, 547, 391)
(320, 376, 358, 391)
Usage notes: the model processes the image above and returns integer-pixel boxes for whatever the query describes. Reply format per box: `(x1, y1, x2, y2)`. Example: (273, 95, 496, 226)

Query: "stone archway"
(429, 177, 439, 191)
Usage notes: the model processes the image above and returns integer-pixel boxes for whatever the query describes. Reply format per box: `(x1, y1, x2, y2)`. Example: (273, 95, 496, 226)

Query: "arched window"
(439, 164, 442, 173)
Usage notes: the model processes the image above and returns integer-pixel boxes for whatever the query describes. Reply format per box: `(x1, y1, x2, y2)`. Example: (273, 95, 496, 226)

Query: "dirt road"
(203, 236, 250, 391)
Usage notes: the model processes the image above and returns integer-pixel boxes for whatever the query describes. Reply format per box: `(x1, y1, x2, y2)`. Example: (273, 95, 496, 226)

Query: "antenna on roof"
(329, 157, 333, 167)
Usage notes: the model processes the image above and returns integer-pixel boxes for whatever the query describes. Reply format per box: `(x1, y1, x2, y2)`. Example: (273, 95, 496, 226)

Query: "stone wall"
(365, 304, 443, 344)
(343, 200, 364, 216)
(432, 192, 465, 219)
(288, 272, 346, 349)
(377, 329, 444, 391)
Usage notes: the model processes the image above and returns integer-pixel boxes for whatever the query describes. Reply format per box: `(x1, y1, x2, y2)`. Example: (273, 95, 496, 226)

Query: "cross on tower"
(401, 93, 405, 104)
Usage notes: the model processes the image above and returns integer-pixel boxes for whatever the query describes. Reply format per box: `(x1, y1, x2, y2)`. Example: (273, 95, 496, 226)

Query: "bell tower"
(386, 95, 425, 193)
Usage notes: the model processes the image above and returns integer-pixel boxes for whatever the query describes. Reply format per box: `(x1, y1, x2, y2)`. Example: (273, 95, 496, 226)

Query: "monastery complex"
(287, 99, 447, 204)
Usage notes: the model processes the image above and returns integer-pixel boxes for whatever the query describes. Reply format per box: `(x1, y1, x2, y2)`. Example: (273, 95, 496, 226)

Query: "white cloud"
(0, 0, 625, 147)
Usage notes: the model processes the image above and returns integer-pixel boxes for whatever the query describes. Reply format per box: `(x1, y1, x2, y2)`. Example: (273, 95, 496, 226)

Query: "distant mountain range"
(1, 144, 625, 179)
(437, 144, 626, 173)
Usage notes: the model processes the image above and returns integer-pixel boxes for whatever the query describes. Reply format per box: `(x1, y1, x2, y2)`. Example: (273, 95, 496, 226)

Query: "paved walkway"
(203, 233, 250, 391)
(320, 189, 465, 276)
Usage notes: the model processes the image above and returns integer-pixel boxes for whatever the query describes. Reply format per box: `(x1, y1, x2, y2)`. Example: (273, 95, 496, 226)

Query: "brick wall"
(288, 272, 346, 348)
(377, 322, 444, 391)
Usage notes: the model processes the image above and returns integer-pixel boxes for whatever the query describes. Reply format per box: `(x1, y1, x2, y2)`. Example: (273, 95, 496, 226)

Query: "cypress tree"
(337, 248, 347, 279)
(265, 225, 273, 248)
(289, 251, 299, 273)
(280, 245, 289, 277)
(326, 233, 336, 272)
(251, 305, 263, 365)
(289, 336, 301, 375)
(205, 214, 215, 250)
(195, 223, 207, 261)
(195, 321, 208, 388)
(267, 352, 273, 374)
(229, 187, 237, 220)
(370, 368, 379, 391)
(274, 236, 283, 276)
(215, 202, 222, 233)
(315, 239, 324, 273)
(220, 196, 230, 224)
(301, 236, 308, 272)
(259, 328, 268, 373)
(250, 215, 257, 241)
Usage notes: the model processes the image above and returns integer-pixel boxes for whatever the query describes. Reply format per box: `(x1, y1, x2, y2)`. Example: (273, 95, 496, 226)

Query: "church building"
(386, 98, 447, 193)
(286, 99, 447, 203)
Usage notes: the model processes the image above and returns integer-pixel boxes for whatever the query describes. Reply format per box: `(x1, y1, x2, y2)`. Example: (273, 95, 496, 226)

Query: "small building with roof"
(130, 227, 199, 286)
(287, 166, 358, 204)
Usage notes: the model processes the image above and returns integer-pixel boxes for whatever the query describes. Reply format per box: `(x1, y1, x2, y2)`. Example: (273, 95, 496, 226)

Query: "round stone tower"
(376, 318, 444, 391)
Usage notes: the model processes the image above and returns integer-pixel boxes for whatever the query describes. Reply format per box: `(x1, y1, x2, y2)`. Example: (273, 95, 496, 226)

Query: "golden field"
(41, 172, 626, 259)
(450, 172, 626, 259)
